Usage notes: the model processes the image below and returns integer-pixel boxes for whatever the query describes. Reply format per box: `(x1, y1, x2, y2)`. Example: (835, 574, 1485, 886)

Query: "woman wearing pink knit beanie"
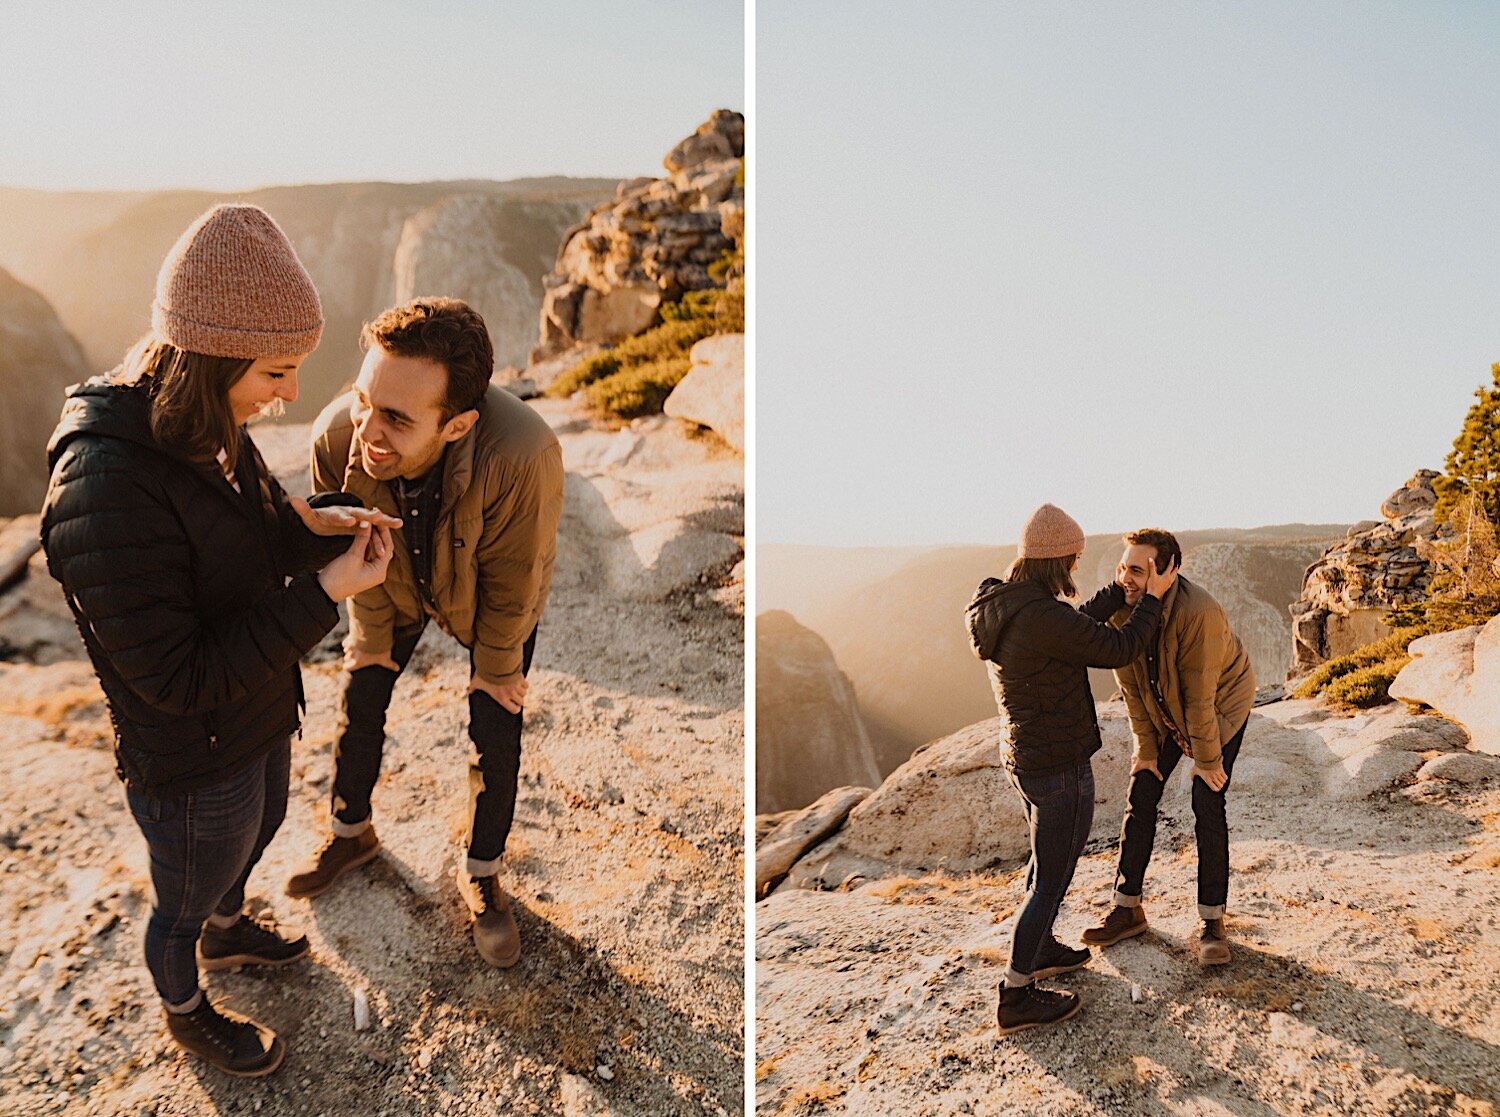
(40, 204, 399, 1076)
(964, 503, 1178, 1036)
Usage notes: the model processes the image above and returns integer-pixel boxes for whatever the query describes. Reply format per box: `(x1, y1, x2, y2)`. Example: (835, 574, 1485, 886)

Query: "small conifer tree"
(1417, 493, 1500, 629)
(1433, 363, 1500, 526)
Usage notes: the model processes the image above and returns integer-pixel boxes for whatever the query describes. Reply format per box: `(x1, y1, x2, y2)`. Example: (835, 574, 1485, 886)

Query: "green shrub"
(1292, 628, 1425, 704)
(585, 356, 692, 418)
(1322, 659, 1412, 709)
(546, 242, 744, 419)
(546, 317, 717, 401)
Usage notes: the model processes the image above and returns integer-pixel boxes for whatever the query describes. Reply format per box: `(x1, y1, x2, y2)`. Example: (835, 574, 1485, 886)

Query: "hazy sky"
(0, 1, 743, 190)
(758, 2, 1500, 546)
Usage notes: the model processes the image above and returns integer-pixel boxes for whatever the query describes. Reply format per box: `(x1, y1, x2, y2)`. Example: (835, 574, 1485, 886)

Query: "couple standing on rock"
(40, 204, 564, 1076)
(966, 504, 1255, 1036)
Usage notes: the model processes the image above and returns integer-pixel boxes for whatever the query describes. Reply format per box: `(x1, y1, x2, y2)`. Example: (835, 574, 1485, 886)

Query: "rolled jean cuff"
(1003, 966, 1033, 988)
(466, 853, 503, 877)
(331, 814, 371, 839)
(1198, 903, 1226, 920)
(1113, 890, 1143, 909)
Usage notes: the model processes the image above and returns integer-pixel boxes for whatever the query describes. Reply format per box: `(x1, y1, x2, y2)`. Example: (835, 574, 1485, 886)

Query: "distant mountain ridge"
(0, 177, 618, 423)
(762, 525, 1346, 773)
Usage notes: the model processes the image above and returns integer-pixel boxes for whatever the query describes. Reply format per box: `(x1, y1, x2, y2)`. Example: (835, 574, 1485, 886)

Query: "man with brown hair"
(285, 297, 564, 968)
(1082, 528, 1255, 965)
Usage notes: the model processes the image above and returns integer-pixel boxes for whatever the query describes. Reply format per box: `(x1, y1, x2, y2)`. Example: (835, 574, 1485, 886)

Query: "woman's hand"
(1145, 555, 1179, 598)
(317, 524, 394, 601)
(290, 495, 401, 536)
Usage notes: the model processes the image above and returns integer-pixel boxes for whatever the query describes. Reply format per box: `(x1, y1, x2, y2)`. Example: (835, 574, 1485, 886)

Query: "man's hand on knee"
(470, 672, 528, 714)
(1130, 755, 1163, 781)
(1192, 761, 1228, 792)
(346, 648, 401, 673)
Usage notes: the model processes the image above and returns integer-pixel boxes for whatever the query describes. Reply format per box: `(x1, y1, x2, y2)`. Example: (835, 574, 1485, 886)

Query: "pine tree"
(1434, 363, 1500, 526)
(1417, 493, 1500, 630)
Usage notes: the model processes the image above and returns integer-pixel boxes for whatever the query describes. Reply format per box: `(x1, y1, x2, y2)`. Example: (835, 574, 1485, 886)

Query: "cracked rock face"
(0, 268, 91, 516)
(756, 611, 882, 815)
(533, 111, 745, 362)
(1290, 470, 1439, 675)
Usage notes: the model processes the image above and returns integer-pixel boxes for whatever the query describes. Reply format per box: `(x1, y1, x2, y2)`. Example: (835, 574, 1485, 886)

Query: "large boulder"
(780, 706, 1338, 891)
(664, 333, 744, 452)
(0, 269, 91, 516)
(1290, 471, 1440, 675)
(755, 786, 872, 897)
(756, 611, 882, 813)
(532, 112, 744, 361)
(392, 195, 593, 369)
(549, 404, 742, 605)
(1390, 616, 1500, 755)
(784, 710, 1136, 888)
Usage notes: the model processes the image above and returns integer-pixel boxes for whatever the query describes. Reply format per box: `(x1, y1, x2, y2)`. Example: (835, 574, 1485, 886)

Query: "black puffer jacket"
(41, 378, 348, 798)
(965, 579, 1161, 776)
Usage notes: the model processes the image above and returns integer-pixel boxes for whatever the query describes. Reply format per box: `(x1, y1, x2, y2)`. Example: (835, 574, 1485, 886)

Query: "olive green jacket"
(1111, 576, 1255, 766)
(310, 384, 564, 686)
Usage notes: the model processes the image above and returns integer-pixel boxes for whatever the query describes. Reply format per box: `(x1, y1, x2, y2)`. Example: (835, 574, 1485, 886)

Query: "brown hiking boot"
(1082, 903, 1149, 946)
(199, 913, 309, 971)
(996, 983, 1083, 1036)
(455, 868, 521, 968)
(285, 827, 380, 899)
(164, 996, 284, 1077)
(1198, 918, 1231, 965)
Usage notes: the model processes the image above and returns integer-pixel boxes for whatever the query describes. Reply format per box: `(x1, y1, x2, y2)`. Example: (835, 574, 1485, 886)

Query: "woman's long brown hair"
(1005, 554, 1079, 600)
(111, 336, 253, 474)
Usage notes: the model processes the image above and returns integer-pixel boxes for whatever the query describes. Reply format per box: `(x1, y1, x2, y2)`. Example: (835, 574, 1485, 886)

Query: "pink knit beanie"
(1018, 503, 1085, 559)
(151, 204, 323, 358)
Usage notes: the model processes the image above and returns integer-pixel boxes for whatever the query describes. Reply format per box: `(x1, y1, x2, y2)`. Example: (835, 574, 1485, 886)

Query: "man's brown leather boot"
(285, 826, 381, 899)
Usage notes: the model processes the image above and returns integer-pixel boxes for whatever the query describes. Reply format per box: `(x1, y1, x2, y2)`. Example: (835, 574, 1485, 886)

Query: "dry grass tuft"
(865, 876, 922, 900)
(1409, 917, 1448, 941)
(0, 685, 105, 726)
(780, 1081, 845, 1114)
(967, 946, 1010, 964)
(1210, 976, 1300, 1013)
(558, 1030, 597, 1073)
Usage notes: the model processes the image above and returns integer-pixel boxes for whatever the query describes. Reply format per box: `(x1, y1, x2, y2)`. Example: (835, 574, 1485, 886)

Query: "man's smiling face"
(349, 347, 455, 481)
(1116, 543, 1161, 605)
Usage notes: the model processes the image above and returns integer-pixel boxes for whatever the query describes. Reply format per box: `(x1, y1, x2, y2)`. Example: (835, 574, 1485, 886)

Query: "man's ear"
(441, 408, 479, 444)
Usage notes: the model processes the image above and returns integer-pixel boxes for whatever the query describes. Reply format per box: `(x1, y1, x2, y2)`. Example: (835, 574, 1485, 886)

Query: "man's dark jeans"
(1006, 759, 1095, 980)
(331, 624, 537, 873)
(125, 739, 290, 1004)
(1112, 719, 1247, 919)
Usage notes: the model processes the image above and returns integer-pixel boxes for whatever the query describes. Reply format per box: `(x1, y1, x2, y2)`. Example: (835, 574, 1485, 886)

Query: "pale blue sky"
(758, 1, 1500, 545)
(0, 1, 743, 190)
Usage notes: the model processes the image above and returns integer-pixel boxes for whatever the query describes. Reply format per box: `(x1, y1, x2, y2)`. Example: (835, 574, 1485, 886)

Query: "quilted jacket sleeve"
(1077, 581, 1126, 622)
(1028, 593, 1162, 669)
(309, 414, 396, 656)
(43, 441, 339, 719)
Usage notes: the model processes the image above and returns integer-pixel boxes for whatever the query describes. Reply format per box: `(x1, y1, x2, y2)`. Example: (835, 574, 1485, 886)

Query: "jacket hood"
(47, 377, 159, 470)
(965, 577, 1051, 662)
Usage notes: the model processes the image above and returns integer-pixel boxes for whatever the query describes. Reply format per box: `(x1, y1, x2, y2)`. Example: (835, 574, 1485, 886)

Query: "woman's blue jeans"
(125, 740, 290, 1004)
(1006, 759, 1095, 979)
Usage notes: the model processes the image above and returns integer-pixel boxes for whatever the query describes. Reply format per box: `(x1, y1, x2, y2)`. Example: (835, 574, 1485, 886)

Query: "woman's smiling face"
(227, 355, 305, 425)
